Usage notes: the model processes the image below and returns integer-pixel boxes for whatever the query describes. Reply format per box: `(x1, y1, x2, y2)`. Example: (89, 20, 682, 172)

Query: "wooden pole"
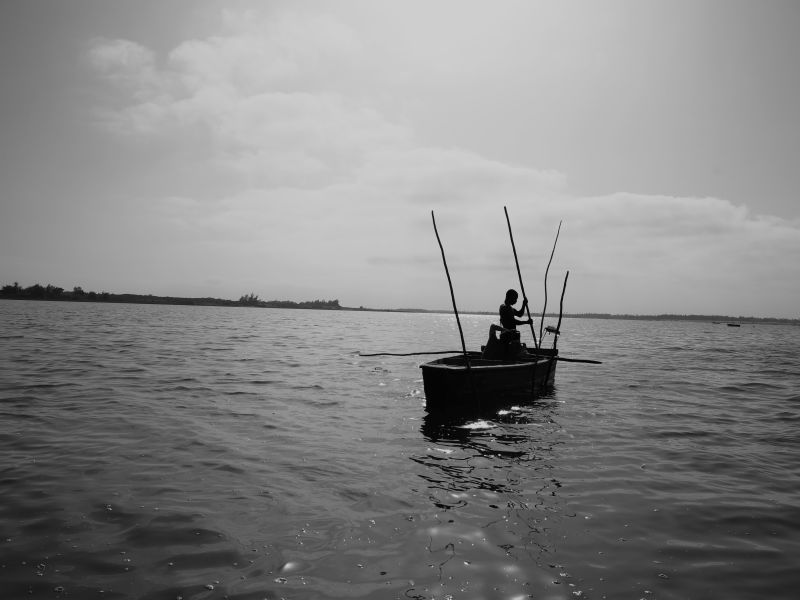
(553, 270, 569, 351)
(503, 206, 539, 351)
(544, 269, 568, 385)
(431, 211, 476, 401)
(540, 220, 562, 342)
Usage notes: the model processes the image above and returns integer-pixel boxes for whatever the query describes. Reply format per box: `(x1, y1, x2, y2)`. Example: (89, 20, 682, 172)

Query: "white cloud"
(86, 10, 407, 187)
(82, 7, 800, 318)
(87, 38, 163, 100)
(88, 37, 155, 75)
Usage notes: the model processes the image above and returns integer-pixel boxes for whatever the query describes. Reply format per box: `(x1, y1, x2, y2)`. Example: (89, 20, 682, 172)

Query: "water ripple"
(1, 301, 798, 599)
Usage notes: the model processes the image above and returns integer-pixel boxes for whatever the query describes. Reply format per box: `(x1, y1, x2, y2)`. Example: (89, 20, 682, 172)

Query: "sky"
(1, 0, 799, 318)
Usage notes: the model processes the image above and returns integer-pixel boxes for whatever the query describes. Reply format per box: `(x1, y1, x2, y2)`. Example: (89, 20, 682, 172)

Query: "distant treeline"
(0, 282, 341, 310)
(237, 293, 340, 310)
(568, 312, 799, 325)
(2, 282, 796, 322)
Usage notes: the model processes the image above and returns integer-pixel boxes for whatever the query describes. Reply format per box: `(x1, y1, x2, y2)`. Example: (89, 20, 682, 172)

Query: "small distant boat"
(727, 322, 741, 327)
(421, 347, 558, 414)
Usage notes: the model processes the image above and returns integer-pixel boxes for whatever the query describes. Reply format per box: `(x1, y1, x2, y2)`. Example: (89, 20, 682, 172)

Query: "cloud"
(87, 10, 410, 188)
(82, 7, 800, 317)
(88, 37, 157, 80)
(358, 147, 567, 207)
(539, 193, 800, 315)
(85, 8, 570, 203)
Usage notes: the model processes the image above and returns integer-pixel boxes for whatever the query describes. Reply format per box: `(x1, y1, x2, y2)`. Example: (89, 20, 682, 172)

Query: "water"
(1, 299, 798, 599)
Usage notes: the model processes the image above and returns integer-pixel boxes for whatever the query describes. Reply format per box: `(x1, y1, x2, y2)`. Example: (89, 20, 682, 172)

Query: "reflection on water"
(409, 396, 575, 598)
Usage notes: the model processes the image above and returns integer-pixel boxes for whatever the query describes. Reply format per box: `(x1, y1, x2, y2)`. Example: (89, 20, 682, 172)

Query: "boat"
(421, 208, 568, 415)
(421, 347, 558, 414)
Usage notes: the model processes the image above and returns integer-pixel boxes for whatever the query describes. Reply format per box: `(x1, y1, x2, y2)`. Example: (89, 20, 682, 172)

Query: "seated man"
(482, 290, 532, 360)
(482, 324, 527, 360)
(500, 289, 532, 331)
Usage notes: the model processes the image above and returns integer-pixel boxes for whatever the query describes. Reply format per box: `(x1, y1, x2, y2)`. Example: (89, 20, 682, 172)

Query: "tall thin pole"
(540, 220, 562, 342)
(545, 270, 569, 385)
(554, 270, 569, 350)
(431, 211, 473, 376)
(504, 206, 539, 350)
(431, 211, 477, 405)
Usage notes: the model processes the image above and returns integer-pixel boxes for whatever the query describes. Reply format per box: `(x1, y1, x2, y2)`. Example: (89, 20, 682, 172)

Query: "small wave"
(304, 398, 341, 407)
(290, 383, 324, 390)
(126, 525, 227, 548)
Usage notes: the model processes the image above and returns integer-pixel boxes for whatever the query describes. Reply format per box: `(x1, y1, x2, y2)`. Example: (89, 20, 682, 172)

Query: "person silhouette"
(499, 289, 532, 330)
(482, 289, 532, 360)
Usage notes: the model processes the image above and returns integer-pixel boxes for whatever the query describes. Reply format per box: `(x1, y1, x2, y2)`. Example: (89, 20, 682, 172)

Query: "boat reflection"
(414, 391, 564, 508)
(420, 389, 560, 443)
(408, 391, 567, 588)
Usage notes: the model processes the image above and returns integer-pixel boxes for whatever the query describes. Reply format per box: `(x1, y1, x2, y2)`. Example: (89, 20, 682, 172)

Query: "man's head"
(505, 289, 518, 305)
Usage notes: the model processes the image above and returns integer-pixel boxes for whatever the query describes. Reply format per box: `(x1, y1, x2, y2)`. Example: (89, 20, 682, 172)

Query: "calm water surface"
(1, 300, 798, 599)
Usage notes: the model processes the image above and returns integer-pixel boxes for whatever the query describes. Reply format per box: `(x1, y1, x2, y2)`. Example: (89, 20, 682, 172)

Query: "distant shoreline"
(348, 306, 798, 325)
(1, 286, 797, 325)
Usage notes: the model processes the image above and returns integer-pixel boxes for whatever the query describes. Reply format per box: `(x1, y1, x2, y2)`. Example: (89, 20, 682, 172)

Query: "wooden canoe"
(420, 348, 557, 414)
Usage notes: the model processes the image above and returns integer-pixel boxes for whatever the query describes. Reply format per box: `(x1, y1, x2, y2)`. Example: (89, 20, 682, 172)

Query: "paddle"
(555, 356, 601, 364)
(358, 350, 601, 363)
(359, 350, 464, 357)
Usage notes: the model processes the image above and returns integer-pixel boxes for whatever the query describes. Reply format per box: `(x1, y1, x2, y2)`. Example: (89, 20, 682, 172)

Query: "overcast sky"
(2, 0, 799, 318)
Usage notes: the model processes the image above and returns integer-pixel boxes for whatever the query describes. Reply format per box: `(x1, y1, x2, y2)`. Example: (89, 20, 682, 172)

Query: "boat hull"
(420, 350, 557, 414)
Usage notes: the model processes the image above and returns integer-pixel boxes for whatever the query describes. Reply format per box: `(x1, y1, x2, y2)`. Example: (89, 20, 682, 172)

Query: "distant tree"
(46, 284, 64, 298)
(73, 286, 85, 297)
(1, 282, 22, 296)
(296, 298, 341, 309)
(239, 293, 261, 306)
(25, 284, 46, 298)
